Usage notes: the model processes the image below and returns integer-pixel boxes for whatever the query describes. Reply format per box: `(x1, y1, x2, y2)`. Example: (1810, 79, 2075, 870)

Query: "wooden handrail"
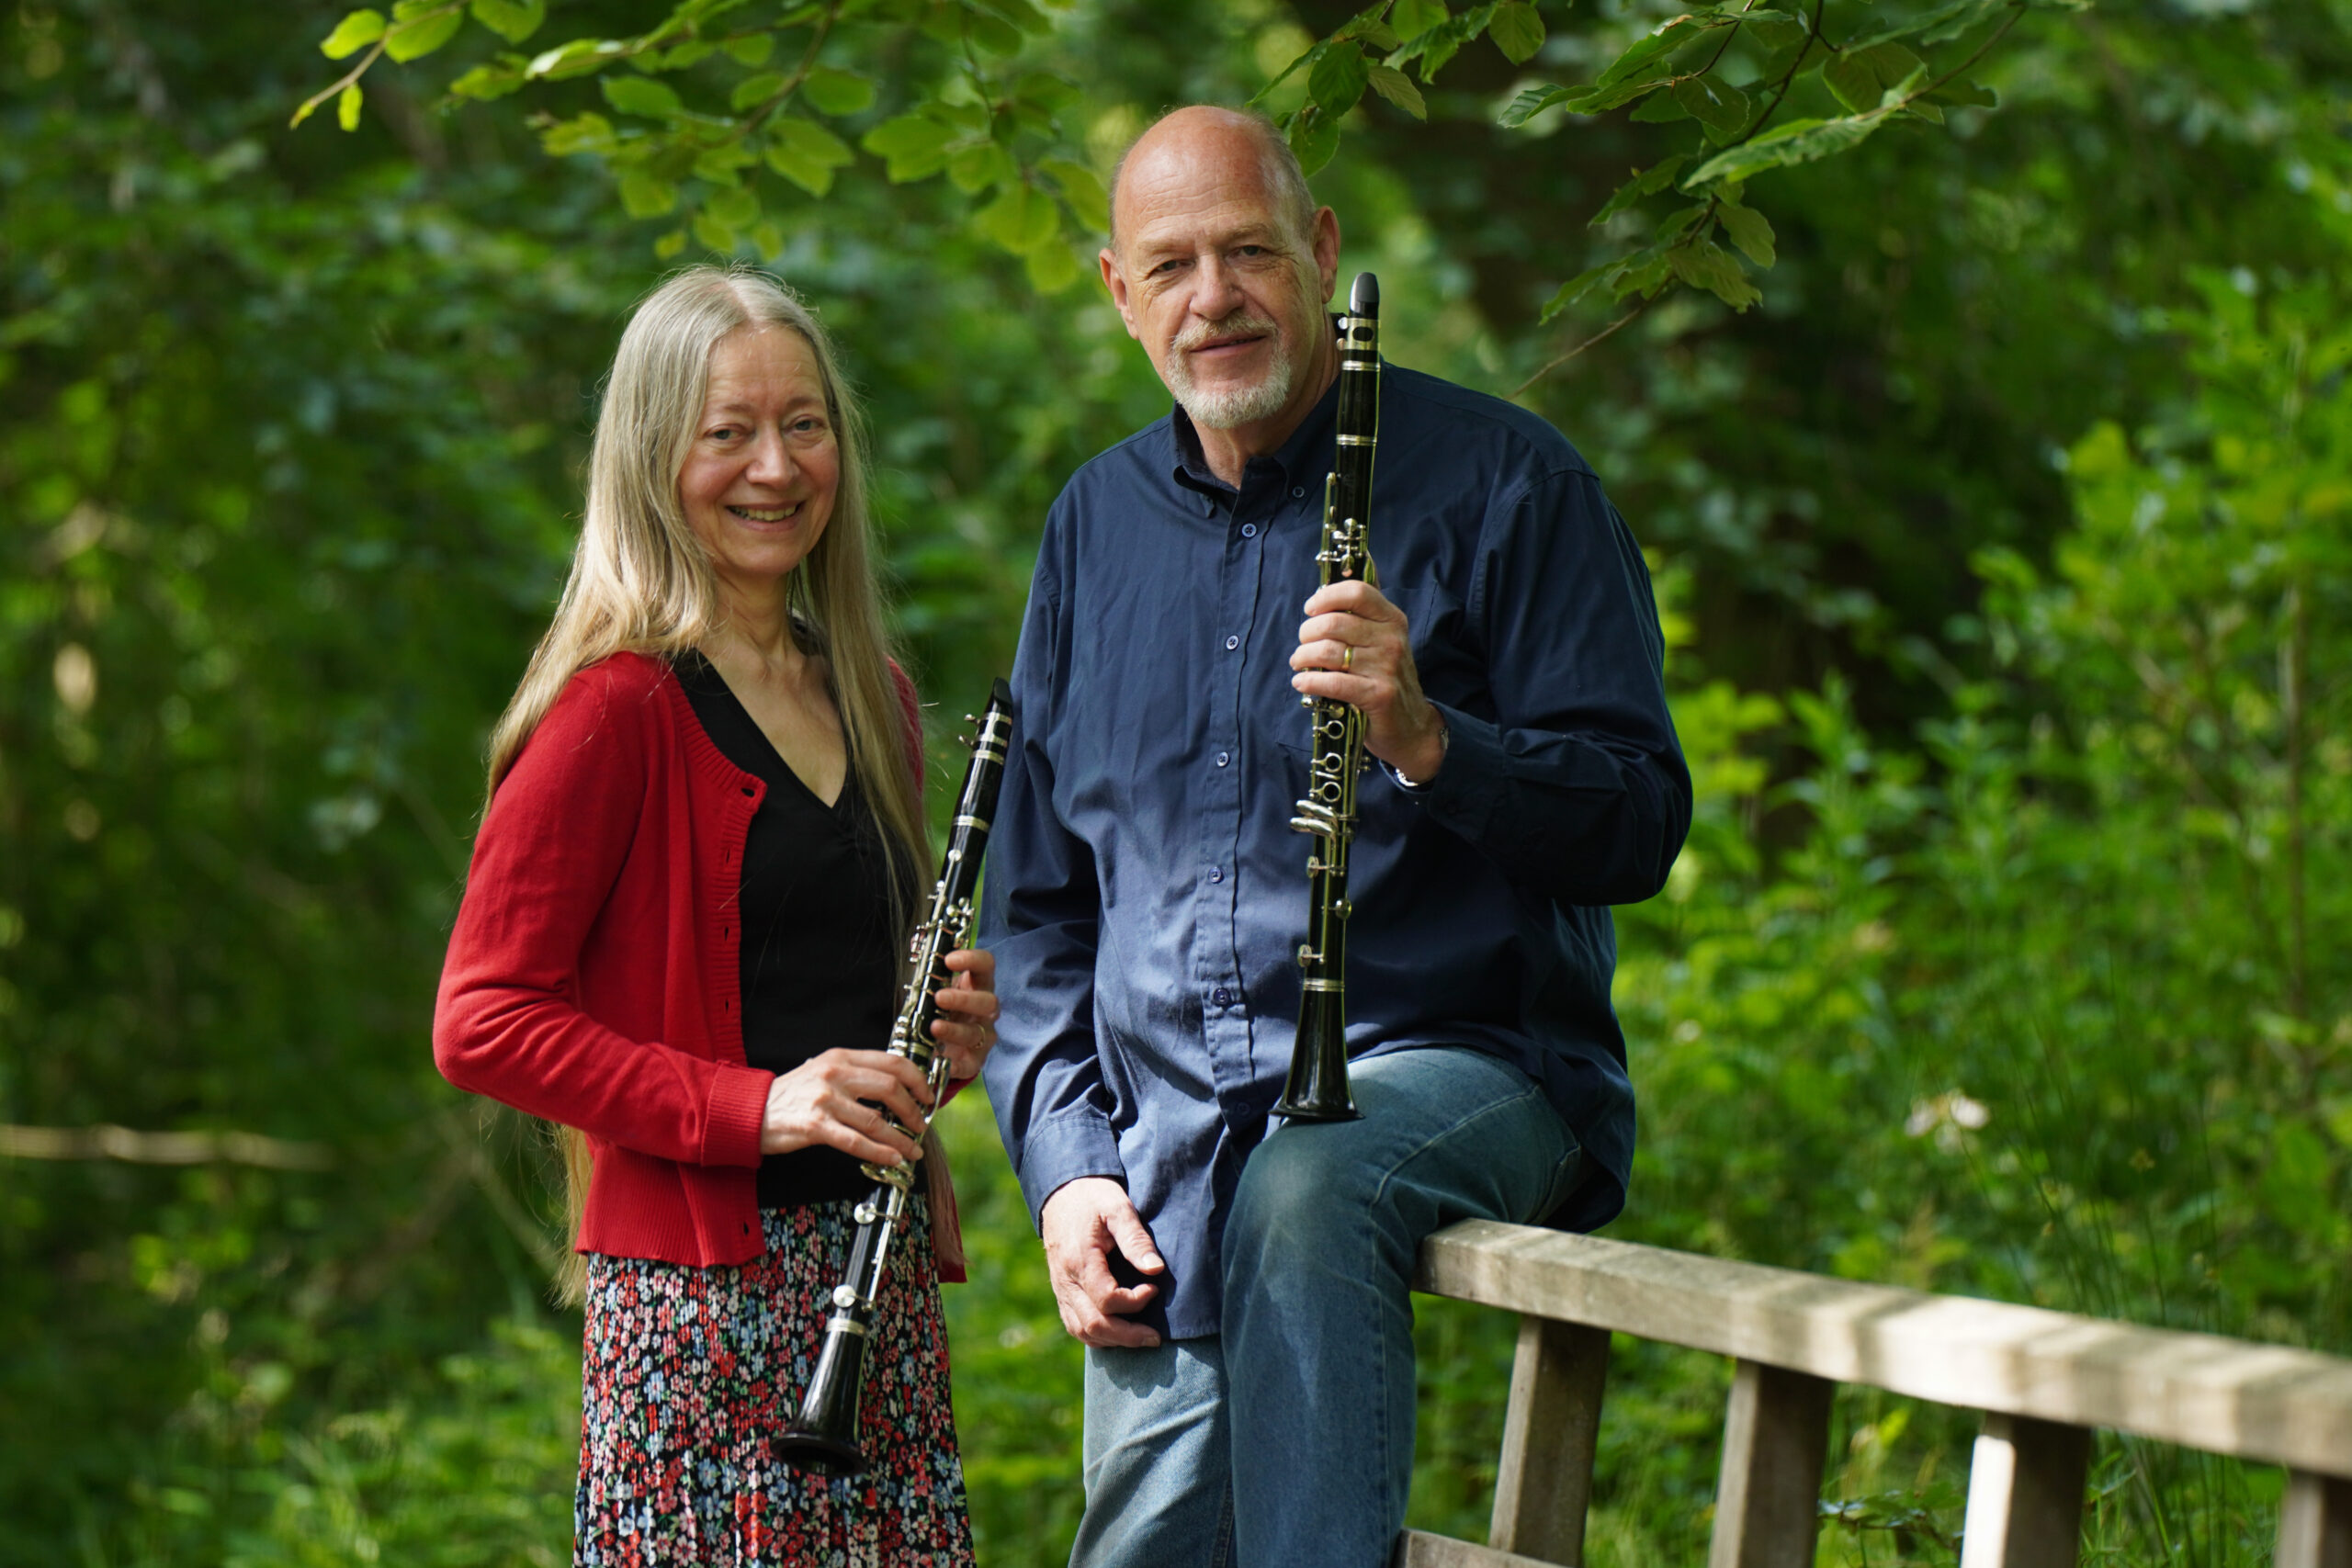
(1397, 1220, 2352, 1568)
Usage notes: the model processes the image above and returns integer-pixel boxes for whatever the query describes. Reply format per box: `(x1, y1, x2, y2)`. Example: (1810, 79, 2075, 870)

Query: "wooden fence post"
(1957, 1413, 2088, 1568)
(1707, 1360, 1832, 1568)
(1487, 1317, 1609, 1565)
(2279, 1471, 2352, 1568)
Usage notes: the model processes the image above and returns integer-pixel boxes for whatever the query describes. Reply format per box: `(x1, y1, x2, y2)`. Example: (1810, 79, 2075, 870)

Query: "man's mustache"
(1172, 314, 1281, 353)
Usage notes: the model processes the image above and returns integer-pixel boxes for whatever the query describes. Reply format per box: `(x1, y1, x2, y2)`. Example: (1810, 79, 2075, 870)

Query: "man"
(979, 106, 1690, 1567)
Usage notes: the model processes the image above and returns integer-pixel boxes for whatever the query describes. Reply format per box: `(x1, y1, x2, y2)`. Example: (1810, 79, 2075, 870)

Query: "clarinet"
(775, 679, 1014, 1475)
(1277, 272, 1380, 1123)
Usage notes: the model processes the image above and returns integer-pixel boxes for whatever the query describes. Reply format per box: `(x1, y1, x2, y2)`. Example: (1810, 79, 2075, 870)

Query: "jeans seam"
(1366, 1080, 1555, 1213)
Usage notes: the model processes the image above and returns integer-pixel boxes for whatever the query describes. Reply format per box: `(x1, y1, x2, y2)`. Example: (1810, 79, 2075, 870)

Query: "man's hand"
(1291, 578, 1447, 783)
(1039, 1176, 1166, 1348)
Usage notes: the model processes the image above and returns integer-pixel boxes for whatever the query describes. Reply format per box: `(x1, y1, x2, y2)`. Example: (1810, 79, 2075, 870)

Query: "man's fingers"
(1102, 1202, 1166, 1274)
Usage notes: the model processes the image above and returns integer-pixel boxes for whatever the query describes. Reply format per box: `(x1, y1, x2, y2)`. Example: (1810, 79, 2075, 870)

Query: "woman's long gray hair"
(483, 265, 924, 1302)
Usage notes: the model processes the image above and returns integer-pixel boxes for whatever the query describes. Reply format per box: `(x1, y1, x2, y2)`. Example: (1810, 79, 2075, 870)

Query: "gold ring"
(1341, 646, 1354, 671)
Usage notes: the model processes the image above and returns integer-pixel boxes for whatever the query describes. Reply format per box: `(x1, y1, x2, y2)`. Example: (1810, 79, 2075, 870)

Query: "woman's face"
(678, 325, 841, 596)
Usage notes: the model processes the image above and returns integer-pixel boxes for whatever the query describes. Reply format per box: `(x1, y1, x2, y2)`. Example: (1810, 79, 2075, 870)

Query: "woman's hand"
(929, 947, 1000, 1083)
(761, 1049, 933, 1165)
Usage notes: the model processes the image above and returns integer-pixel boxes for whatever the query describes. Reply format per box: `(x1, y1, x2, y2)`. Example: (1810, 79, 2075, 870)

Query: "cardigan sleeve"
(433, 658, 772, 1169)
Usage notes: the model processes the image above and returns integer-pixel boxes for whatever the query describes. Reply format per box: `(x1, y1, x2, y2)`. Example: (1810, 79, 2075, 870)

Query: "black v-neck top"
(673, 652, 905, 1207)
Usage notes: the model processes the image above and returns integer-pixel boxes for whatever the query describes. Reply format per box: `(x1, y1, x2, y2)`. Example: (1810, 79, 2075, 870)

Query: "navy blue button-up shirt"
(979, 363, 1690, 1339)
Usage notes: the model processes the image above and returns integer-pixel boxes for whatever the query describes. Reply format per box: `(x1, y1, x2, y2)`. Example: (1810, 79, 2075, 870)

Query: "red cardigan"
(434, 649, 938, 1270)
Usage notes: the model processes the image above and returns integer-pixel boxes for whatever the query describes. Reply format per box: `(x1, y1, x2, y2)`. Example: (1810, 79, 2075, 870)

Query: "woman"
(434, 265, 993, 1566)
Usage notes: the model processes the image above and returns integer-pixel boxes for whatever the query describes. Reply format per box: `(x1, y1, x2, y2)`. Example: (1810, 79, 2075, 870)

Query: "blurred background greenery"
(3, 1, 2347, 1563)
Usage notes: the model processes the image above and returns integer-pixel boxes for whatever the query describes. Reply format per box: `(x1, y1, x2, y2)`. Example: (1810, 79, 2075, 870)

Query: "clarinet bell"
(775, 1324, 872, 1475)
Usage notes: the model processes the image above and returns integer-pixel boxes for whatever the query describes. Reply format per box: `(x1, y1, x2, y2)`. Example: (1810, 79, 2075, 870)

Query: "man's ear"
(1100, 248, 1142, 341)
(1311, 207, 1342, 304)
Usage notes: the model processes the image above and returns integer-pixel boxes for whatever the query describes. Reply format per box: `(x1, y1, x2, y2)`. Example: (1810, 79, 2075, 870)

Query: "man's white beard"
(1164, 313, 1294, 430)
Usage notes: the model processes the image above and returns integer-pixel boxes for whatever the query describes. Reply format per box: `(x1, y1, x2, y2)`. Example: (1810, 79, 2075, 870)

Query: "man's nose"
(1188, 254, 1244, 321)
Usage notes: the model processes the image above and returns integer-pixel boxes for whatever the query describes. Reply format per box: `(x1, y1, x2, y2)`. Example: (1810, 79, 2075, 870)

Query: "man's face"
(1102, 124, 1339, 432)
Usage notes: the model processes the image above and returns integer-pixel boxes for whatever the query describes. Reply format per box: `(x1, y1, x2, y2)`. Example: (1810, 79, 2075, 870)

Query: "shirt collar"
(1167, 318, 1345, 500)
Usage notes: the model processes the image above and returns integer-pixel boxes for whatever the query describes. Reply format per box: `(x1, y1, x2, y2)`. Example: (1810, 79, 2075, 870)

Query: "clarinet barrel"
(1277, 272, 1380, 1123)
(775, 680, 1014, 1473)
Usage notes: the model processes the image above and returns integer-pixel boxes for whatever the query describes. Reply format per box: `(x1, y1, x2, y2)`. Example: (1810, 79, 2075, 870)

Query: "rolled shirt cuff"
(1013, 1107, 1128, 1232)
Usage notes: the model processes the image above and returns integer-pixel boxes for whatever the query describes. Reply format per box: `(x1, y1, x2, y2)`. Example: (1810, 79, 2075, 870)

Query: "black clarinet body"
(1277, 272, 1381, 1123)
(775, 679, 1014, 1475)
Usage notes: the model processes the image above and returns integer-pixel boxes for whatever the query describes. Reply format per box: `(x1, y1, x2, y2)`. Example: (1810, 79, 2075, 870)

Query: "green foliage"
(291, 0, 1111, 268)
(11, 2, 2352, 1565)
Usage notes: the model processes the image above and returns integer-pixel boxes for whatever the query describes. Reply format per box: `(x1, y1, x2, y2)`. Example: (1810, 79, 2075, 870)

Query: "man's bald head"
(1107, 107, 1318, 254)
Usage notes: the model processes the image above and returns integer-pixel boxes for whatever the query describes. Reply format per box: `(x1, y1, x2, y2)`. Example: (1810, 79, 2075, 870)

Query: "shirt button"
(1241, 523, 1258, 538)
(1208, 866, 1224, 883)
(1216, 751, 1229, 767)
(1213, 987, 1231, 1006)
(1225, 635, 1239, 650)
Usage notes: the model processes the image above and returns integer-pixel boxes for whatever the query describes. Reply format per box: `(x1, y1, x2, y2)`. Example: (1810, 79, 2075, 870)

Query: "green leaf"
(1025, 240, 1080, 294)
(1498, 84, 1570, 129)
(1363, 64, 1426, 119)
(730, 73, 784, 112)
(1406, 3, 1502, 82)
(1842, 0, 2007, 50)
(1717, 198, 1776, 266)
(336, 84, 365, 131)
(1559, 74, 1673, 116)
(1392, 0, 1449, 39)
(862, 114, 955, 182)
(1630, 91, 1691, 123)
(693, 209, 738, 253)
(802, 67, 875, 116)
(978, 0, 1052, 33)
(967, 12, 1023, 55)
(948, 140, 1017, 195)
(693, 144, 758, 183)
(320, 9, 386, 59)
(1288, 106, 1340, 176)
(1823, 53, 1881, 115)
(977, 184, 1058, 254)
(1674, 73, 1750, 143)
(1668, 238, 1761, 309)
(1826, 41, 1927, 114)
(1685, 111, 1885, 186)
(601, 74, 683, 119)
(1615, 249, 1673, 299)
(1487, 1, 1544, 64)
(448, 62, 524, 100)
(526, 37, 628, 80)
(539, 111, 615, 156)
(1589, 153, 1689, 225)
(1309, 45, 1369, 118)
(1597, 13, 1712, 90)
(1928, 78, 1999, 107)
(1540, 260, 1617, 321)
(468, 0, 543, 44)
(654, 228, 688, 259)
(383, 6, 462, 62)
(726, 33, 775, 67)
(618, 169, 678, 218)
(1040, 157, 1110, 232)
(704, 185, 759, 229)
(1016, 72, 1081, 113)
(766, 117, 854, 196)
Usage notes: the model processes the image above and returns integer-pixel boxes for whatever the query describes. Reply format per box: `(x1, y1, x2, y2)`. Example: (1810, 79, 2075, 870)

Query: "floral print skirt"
(576, 1200, 974, 1567)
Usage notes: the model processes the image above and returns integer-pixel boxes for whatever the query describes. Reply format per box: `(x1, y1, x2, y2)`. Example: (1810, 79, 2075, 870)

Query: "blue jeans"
(1070, 1046, 1583, 1568)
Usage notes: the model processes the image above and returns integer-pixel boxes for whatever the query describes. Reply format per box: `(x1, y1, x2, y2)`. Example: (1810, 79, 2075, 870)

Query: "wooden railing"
(1397, 1221, 2352, 1568)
